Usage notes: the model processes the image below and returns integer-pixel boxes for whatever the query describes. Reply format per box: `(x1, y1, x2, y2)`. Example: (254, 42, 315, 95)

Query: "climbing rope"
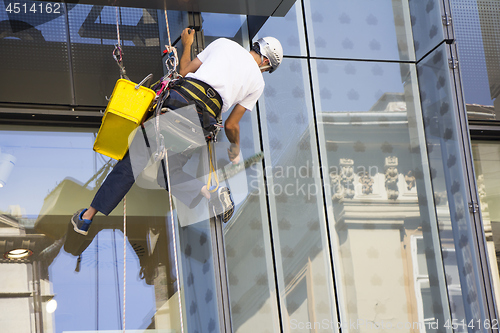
(113, 7, 129, 80)
(111, 6, 128, 333)
(206, 143, 219, 193)
(122, 196, 127, 333)
(163, 9, 185, 333)
(164, 151, 185, 333)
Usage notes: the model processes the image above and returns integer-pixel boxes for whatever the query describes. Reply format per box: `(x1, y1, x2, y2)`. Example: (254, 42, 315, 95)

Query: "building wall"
(0, 0, 497, 332)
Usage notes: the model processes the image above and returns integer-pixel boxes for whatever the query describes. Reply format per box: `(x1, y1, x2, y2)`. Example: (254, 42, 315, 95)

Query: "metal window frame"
(444, 0, 500, 325)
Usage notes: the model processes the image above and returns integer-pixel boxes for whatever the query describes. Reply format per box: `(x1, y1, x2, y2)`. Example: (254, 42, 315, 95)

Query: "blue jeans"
(91, 89, 207, 215)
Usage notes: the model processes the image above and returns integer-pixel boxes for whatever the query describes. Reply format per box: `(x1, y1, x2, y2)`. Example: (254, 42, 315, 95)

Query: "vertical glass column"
(258, 57, 340, 332)
(417, 42, 492, 332)
(312, 57, 452, 333)
(200, 12, 284, 333)
(255, 1, 341, 331)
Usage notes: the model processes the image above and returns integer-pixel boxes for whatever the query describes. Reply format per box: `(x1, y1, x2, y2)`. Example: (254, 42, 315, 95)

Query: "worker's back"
(186, 38, 265, 113)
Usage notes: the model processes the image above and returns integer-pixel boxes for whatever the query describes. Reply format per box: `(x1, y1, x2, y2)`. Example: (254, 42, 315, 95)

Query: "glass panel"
(136, 108, 224, 333)
(471, 140, 500, 316)
(304, 0, 415, 61)
(408, 0, 446, 61)
(312, 59, 452, 331)
(205, 38, 282, 333)
(417, 43, 489, 332)
(451, 0, 500, 121)
(0, 0, 73, 104)
(258, 58, 339, 331)
(0, 125, 213, 332)
(201, 13, 249, 47)
(219, 109, 282, 333)
(67, 4, 165, 106)
(256, 0, 307, 57)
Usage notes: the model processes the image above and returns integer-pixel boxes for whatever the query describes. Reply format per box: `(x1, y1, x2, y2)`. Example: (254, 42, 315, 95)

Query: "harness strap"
(162, 89, 217, 134)
(177, 78, 222, 118)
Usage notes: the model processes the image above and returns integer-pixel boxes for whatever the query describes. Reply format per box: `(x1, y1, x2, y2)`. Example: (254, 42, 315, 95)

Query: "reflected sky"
(50, 229, 156, 332)
(0, 129, 99, 217)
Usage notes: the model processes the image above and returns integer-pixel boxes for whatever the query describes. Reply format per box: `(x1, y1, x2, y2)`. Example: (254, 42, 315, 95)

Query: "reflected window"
(0, 126, 183, 332)
(472, 140, 500, 317)
(305, 0, 414, 61)
(313, 59, 451, 330)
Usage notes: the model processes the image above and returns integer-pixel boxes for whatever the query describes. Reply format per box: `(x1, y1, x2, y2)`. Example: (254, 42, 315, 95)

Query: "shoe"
(71, 208, 92, 236)
(209, 186, 234, 223)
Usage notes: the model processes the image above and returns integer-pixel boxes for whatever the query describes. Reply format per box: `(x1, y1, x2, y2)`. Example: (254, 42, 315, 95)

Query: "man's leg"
(72, 127, 151, 235)
(90, 152, 136, 215)
(160, 149, 209, 208)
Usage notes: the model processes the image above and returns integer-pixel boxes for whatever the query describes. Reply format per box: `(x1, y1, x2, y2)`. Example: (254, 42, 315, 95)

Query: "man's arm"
(179, 28, 202, 77)
(225, 104, 247, 162)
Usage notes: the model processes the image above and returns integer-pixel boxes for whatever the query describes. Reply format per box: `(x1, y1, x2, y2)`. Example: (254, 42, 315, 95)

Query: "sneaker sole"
(71, 215, 89, 236)
(219, 188, 233, 210)
(218, 188, 234, 223)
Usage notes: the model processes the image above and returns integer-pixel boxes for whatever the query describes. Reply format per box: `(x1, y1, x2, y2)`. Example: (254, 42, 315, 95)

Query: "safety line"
(123, 195, 127, 333)
(206, 143, 219, 192)
(162, 7, 184, 332)
(165, 9, 172, 48)
(164, 152, 185, 333)
(115, 7, 121, 48)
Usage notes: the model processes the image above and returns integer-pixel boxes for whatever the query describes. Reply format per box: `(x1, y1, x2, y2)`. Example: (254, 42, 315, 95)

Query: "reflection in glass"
(417, 43, 489, 332)
(67, 4, 164, 106)
(472, 140, 500, 316)
(304, 0, 415, 61)
(408, 0, 446, 61)
(0, 0, 73, 104)
(312, 59, 451, 331)
(0, 126, 216, 332)
(258, 58, 339, 332)
(256, 0, 307, 57)
(202, 12, 249, 47)
(217, 82, 282, 333)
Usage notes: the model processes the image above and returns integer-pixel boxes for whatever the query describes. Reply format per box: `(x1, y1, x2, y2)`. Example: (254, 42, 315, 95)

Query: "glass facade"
(452, 0, 500, 324)
(451, 0, 500, 121)
(0, 0, 498, 333)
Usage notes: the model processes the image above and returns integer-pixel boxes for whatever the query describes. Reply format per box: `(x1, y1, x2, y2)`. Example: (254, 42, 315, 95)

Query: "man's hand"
(228, 143, 241, 164)
(181, 28, 194, 48)
(179, 28, 201, 76)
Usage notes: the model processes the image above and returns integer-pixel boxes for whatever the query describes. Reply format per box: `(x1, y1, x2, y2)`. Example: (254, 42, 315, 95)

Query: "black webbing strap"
(141, 124, 169, 190)
(177, 78, 222, 118)
(162, 89, 216, 138)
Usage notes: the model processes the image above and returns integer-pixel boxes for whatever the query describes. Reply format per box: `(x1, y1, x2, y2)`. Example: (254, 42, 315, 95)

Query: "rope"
(113, 7, 128, 80)
(122, 195, 127, 333)
(164, 151, 185, 333)
(165, 9, 172, 48)
(112, 229, 122, 329)
(206, 143, 219, 192)
(162, 8, 179, 86)
(115, 7, 121, 49)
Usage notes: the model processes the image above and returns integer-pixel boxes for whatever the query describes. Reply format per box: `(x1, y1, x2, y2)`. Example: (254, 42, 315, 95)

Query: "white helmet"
(253, 37, 283, 73)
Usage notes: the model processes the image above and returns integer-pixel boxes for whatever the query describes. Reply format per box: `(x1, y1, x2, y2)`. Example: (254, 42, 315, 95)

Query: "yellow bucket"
(94, 78, 156, 160)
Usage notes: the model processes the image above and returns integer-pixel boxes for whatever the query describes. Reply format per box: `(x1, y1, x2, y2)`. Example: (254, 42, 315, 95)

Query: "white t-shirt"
(186, 38, 265, 113)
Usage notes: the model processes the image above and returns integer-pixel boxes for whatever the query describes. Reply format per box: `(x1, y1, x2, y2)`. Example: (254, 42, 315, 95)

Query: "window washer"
(71, 27, 283, 235)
